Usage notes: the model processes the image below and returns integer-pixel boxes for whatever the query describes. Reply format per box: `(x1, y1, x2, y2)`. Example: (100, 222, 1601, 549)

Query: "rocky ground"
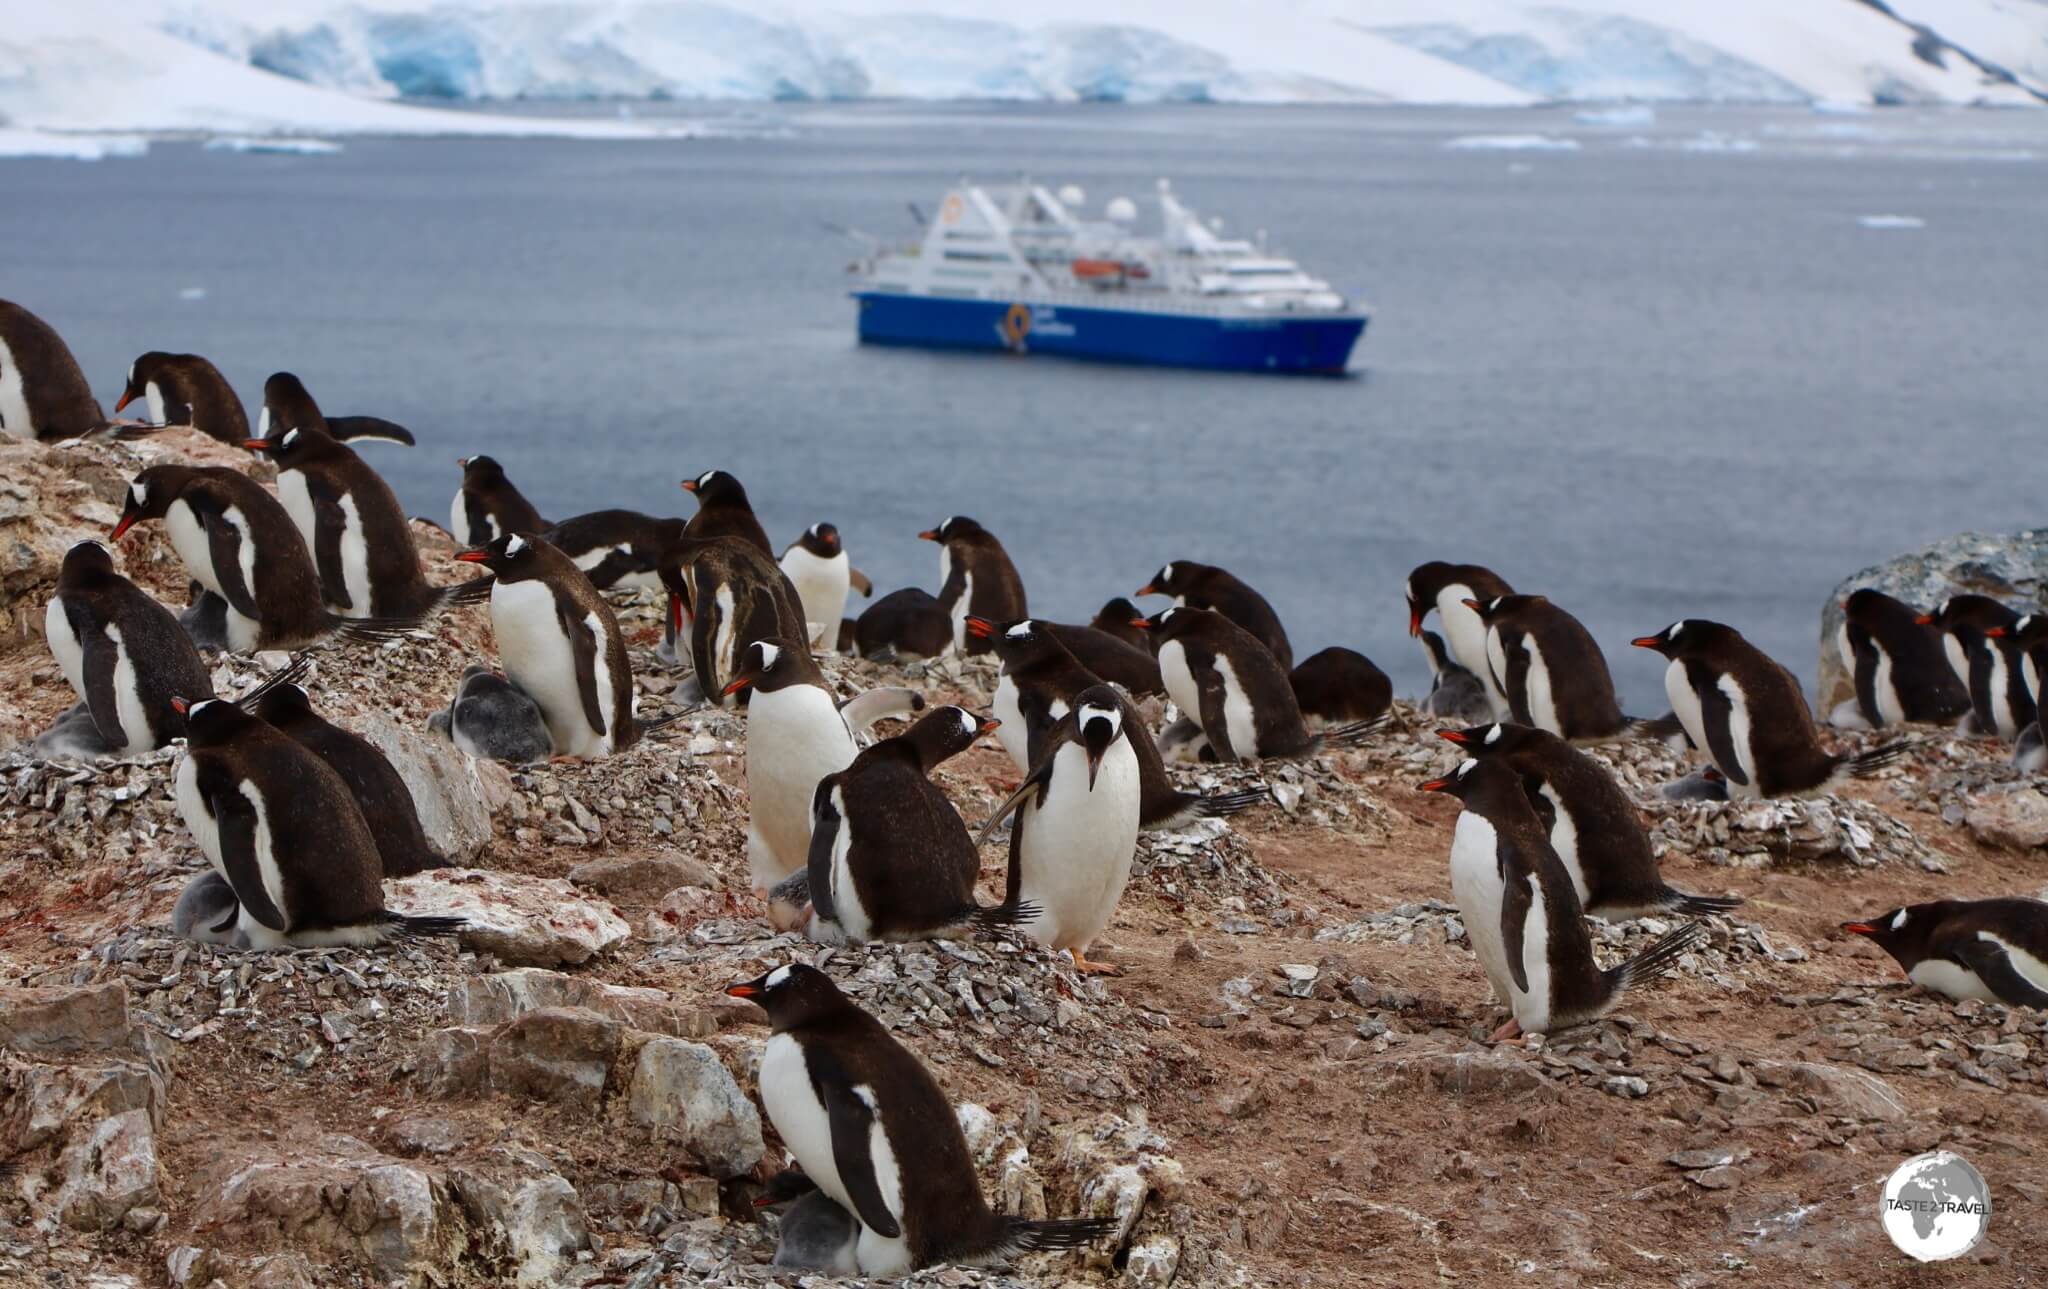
(4, 430, 2048, 1287)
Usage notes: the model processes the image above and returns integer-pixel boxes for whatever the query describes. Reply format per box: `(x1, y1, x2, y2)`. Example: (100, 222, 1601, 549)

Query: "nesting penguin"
(754, 1172, 859, 1276)
(719, 638, 924, 906)
(111, 465, 412, 651)
(1135, 607, 1381, 762)
(1441, 722, 1742, 919)
(1468, 594, 1627, 742)
(1290, 647, 1392, 729)
(974, 686, 1142, 973)
(1137, 560, 1292, 668)
(541, 510, 684, 593)
(0, 299, 108, 440)
(922, 517, 1026, 655)
(1919, 595, 2034, 739)
(1633, 620, 1904, 798)
(450, 455, 550, 547)
(853, 589, 954, 663)
(969, 616, 1264, 829)
(1830, 589, 1971, 730)
(1406, 561, 1515, 717)
(171, 697, 464, 949)
(1419, 629, 1492, 722)
(1088, 597, 1153, 654)
(727, 964, 1113, 1275)
(457, 533, 640, 757)
(249, 384, 480, 620)
(115, 352, 249, 443)
(250, 683, 448, 877)
(252, 370, 414, 446)
(779, 523, 873, 651)
(38, 540, 213, 758)
(803, 706, 1029, 944)
(1041, 622, 1163, 696)
(429, 664, 555, 764)
(1843, 900, 2048, 1008)
(1423, 757, 1705, 1041)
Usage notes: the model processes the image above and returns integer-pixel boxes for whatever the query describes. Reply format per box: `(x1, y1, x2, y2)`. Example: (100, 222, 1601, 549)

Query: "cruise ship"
(849, 180, 1368, 375)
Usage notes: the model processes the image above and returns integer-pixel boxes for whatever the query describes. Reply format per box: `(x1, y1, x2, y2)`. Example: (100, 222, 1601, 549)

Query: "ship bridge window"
(943, 249, 1012, 262)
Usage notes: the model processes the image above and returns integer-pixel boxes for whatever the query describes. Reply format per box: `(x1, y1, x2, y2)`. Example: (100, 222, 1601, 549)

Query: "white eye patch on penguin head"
(1455, 758, 1478, 779)
(753, 641, 782, 671)
(1483, 724, 1503, 745)
(1891, 908, 1909, 930)
(957, 707, 979, 740)
(505, 534, 528, 557)
(281, 428, 300, 449)
(1006, 621, 1036, 640)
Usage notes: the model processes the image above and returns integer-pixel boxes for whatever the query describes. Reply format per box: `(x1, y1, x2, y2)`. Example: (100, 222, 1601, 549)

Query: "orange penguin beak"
(457, 456, 471, 468)
(110, 515, 137, 542)
(722, 674, 756, 698)
(1914, 614, 1935, 625)
(1438, 730, 1470, 745)
(1985, 626, 2009, 638)
(1461, 598, 1484, 613)
(114, 390, 135, 413)
(1840, 922, 1878, 936)
(723, 981, 760, 999)
(1135, 583, 1157, 597)
(1408, 607, 1423, 637)
(453, 549, 490, 563)
(170, 696, 190, 715)
(681, 479, 699, 493)
(1629, 636, 1664, 649)
(751, 1193, 778, 1210)
(977, 717, 1001, 738)
(1418, 776, 1451, 793)
(917, 528, 939, 542)
(965, 616, 997, 640)
(243, 438, 275, 452)
(1129, 616, 1151, 630)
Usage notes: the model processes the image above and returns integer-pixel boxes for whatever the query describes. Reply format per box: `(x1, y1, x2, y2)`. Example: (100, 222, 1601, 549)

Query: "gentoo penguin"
(1088, 597, 1153, 654)
(1843, 900, 2048, 1008)
(1830, 589, 1971, 730)
(541, 510, 684, 594)
(968, 616, 1264, 829)
(720, 637, 924, 905)
(1135, 607, 1381, 762)
(1422, 757, 1705, 1041)
(247, 394, 479, 620)
(727, 964, 1113, 1274)
(683, 469, 776, 557)
(428, 664, 554, 764)
(114, 352, 248, 443)
(1441, 722, 1742, 919)
(975, 686, 1142, 973)
(171, 697, 464, 949)
(110, 465, 413, 652)
(1045, 623, 1164, 697)
(1137, 561, 1292, 669)
(1632, 620, 1904, 798)
(251, 371, 414, 447)
(779, 523, 873, 651)
(754, 1171, 859, 1276)
(38, 540, 213, 757)
(250, 683, 448, 876)
(922, 517, 1026, 656)
(1420, 629, 1492, 722)
(1290, 647, 1391, 729)
(1467, 594, 1626, 742)
(1919, 595, 2033, 739)
(450, 455, 549, 547)
(1995, 614, 2048, 771)
(1406, 561, 1515, 718)
(456, 533, 639, 757)
(804, 706, 1029, 944)
(854, 589, 953, 663)
(0, 299, 107, 441)
(675, 536, 809, 707)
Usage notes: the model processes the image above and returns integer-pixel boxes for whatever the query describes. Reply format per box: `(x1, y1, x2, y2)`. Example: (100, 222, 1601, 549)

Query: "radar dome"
(1105, 196, 1138, 223)
(1058, 184, 1086, 206)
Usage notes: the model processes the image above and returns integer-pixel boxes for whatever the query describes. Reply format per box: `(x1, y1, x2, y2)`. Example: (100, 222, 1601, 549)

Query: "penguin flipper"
(1498, 863, 1534, 997)
(814, 1064, 902, 1239)
(848, 566, 873, 597)
(74, 611, 131, 750)
(307, 476, 355, 612)
(211, 789, 289, 933)
(1193, 664, 1239, 763)
(1687, 661, 1749, 787)
(558, 598, 608, 741)
(1500, 630, 1535, 727)
(837, 687, 925, 734)
(1948, 936, 2048, 1008)
(324, 415, 416, 447)
(191, 487, 265, 623)
(973, 735, 1065, 849)
(804, 778, 844, 925)
(1852, 636, 1884, 729)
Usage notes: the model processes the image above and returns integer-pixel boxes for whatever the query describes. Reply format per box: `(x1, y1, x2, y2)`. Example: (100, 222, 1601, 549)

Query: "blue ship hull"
(853, 292, 1366, 375)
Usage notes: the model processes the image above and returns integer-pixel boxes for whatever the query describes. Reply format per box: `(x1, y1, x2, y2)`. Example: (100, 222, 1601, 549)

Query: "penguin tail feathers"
(1196, 787, 1270, 819)
(637, 709, 689, 735)
(1843, 741, 1911, 779)
(968, 899, 1040, 932)
(383, 913, 466, 940)
(1667, 891, 1744, 917)
(234, 651, 315, 709)
(1629, 713, 1688, 743)
(433, 576, 496, 612)
(1607, 922, 1705, 995)
(328, 613, 428, 645)
(989, 1216, 1118, 1257)
(1311, 713, 1394, 751)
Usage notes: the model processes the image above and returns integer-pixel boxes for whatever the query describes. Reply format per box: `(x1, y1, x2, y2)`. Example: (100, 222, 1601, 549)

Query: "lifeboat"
(1071, 258, 1151, 283)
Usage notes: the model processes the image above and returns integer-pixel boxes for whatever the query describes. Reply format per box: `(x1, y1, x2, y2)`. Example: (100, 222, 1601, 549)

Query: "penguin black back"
(251, 683, 448, 877)
(1044, 622, 1163, 696)
(921, 516, 1026, 656)
(683, 469, 774, 557)
(455, 455, 551, 545)
(1843, 899, 2048, 1008)
(675, 535, 809, 706)
(116, 351, 249, 443)
(1138, 560, 1292, 669)
(1290, 646, 1391, 727)
(46, 540, 214, 753)
(1088, 597, 1153, 654)
(0, 299, 105, 441)
(1839, 588, 1970, 727)
(855, 588, 954, 662)
(1469, 593, 1626, 741)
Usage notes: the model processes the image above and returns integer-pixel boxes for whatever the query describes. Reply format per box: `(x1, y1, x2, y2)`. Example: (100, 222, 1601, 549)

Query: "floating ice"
(1574, 104, 1656, 126)
(1856, 214, 1926, 229)
(1444, 133, 1581, 151)
(204, 136, 344, 154)
(0, 128, 149, 160)
(177, 287, 208, 300)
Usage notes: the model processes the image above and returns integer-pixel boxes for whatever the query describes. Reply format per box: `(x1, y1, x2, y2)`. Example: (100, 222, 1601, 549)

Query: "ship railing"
(858, 280, 1361, 319)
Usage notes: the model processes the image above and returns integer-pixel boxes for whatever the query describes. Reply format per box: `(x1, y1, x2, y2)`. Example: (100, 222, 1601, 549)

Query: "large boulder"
(1819, 529, 2048, 713)
(385, 870, 629, 966)
(622, 1038, 764, 1178)
(357, 718, 494, 862)
(452, 968, 723, 1039)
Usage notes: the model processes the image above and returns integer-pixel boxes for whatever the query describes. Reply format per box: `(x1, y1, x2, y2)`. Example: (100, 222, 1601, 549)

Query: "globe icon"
(1880, 1151, 1990, 1262)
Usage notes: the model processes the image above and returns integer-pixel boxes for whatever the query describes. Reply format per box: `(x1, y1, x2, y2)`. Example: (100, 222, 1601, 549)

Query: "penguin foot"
(1068, 950, 1123, 977)
(1488, 1018, 1524, 1044)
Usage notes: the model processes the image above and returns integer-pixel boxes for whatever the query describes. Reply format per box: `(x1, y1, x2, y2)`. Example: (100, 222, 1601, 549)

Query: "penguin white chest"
(276, 469, 318, 559)
(1437, 587, 1503, 713)
(491, 579, 600, 756)
(44, 597, 87, 699)
(1834, 622, 1856, 677)
(1209, 654, 1261, 759)
(711, 584, 740, 696)
(1986, 648, 2022, 738)
(336, 494, 373, 617)
(0, 337, 31, 438)
(947, 571, 975, 653)
(1537, 783, 1588, 905)
(1015, 737, 1141, 954)
(164, 499, 222, 597)
(1715, 674, 1760, 795)
(1941, 633, 1971, 691)
(1520, 637, 1561, 736)
(1663, 660, 1707, 758)
(744, 684, 855, 885)
(1157, 640, 1202, 727)
(144, 381, 167, 427)
(780, 547, 849, 649)
(101, 623, 153, 754)
(1909, 958, 2000, 1004)
(2026, 654, 2041, 709)
(1872, 643, 1904, 726)
(175, 754, 224, 876)
(1447, 811, 1518, 1008)
(449, 489, 486, 547)
(1509, 872, 1556, 1034)
(757, 1036, 906, 1238)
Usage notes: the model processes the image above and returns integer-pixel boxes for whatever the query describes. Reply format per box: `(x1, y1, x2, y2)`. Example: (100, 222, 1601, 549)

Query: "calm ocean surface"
(7, 103, 2046, 705)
